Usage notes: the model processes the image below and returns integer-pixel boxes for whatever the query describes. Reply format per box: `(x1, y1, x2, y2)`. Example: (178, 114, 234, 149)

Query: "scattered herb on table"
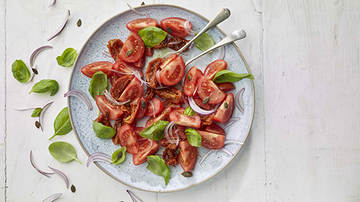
(29, 79, 59, 96)
(49, 107, 72, 140)
(48, 141, 81, 164)
(56, 47, 78, 67)
(146, 155, 170, 185)
(31, 108, 42, 117)
(11, 59, 31, 83)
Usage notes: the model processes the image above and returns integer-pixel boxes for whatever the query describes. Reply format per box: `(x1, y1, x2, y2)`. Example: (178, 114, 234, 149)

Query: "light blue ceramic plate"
(68, 4, 254, 192)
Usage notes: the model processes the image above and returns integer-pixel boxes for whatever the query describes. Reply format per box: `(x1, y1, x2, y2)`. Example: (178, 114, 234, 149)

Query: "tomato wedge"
(193, 98, 211, 110)
(119, 32, 145, 63)
(204, 59, 227, 80)
(183, 66, 203, 96)
(126, 18, 158, 33)
(145, 107, 172, 128)
(217, 82, 235, 93)
(136, 97, 147, 118)
(178, 140, 197, 172)
(145, 97, 163, 117)
(205, 124, 225, 135)
(197, 130, 225, 149)
(117, 125, 140, 154)
(95, 95, 124, 120)
(169, 108, 201, 128)
(118, 77, 144, 102)
(158, 55, 185, 86)
(133, 139, 159, 165)
(81, 61, 113, 78)
(214, 92, 235, 123)
(160, 17, 191, 38)
(197, 75, 226, 104)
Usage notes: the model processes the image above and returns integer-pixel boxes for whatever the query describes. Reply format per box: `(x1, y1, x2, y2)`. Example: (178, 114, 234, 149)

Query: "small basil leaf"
(88, 71, 108, 99)
(139, 120, 169, 140)
(29, 79, 59, 96)
(194, 33, 214, 51)
(111, 147, 126, 164)
(138, 27, 168, 48)
(184, 106, 197, 116)
(31, 108, 42, 117)
(49, 107, 72, 140)
(213, 70, 254, 83)
(48, 141, 82, 164)
(11, 59, 31, 83)
(92, 121, 116, 139)
(56, 47, 78, 67)
(184, 128, 202, 147)
(146, 155, 170, 185)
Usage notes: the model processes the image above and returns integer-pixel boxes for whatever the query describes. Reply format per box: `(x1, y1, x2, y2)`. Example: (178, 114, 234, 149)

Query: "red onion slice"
(109, 69, 134, 76)
(14, 106, 38, 111)
(86, 152, 112, 167)
(30, 151, 55, 178)
(126, 190, 141, 202)
(147, 139, 154, 149)
(30, 45, 53, 67)
(39, 101, 54, 131)
(102, 50, 112, 58)
(218, 148, 234, 156)
(127, 3, 149, 18)
(42, 193, 62, 202)
(184, 16, 196, 36)
(26, 65, 37, 85)
(224, 117, 240, 129)
(64, 89, 93, 110)
(149, 100, 156, 117)
(224, 139, 244, 145)
(103, 89, 130, 106)
(48, 166, 69, 189)
(199, 149, 215, 165)
(188, 96, 217, 115)
(235, 88, 245, 114)
(48, 0, 56, 7)
(164, 121, 176, 144)
(48, 10, 70, 41)
(168, 41, 182, 45)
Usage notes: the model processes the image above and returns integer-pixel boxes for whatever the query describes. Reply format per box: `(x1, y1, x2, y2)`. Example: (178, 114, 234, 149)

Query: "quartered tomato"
(123, 98, 141, 124)
(95, 95, 123, 120)
(133, 139, 159, 165)
(145, 58, 163, 87)
(144, 47, 154, 56)
(117, 125, 139, 154)
(204, 59, 227, 80)
(118, 77, 144, 103)
(169, 108, 201, 128)
(167, 36, 189, 51)
(194, 98, 211, 110)
(197, 130, 225, 149)
(197, 75, 226, 104)
(178, 140, 197, 172)
(110, 60, 143, 85)
(131, 53, 146, 68)
(126, 18, 158, 33)
(217, 82, 235, 93)
(110, 75, 134, 101)
(214, 92, 234, 123)
(145, 97, 163, 117)
(145, 107, 172, 128)
(160, 17, 191, 38)
(154, 87, 182, 104)
(163, 100, 181, 109)
(158, 55, 185, 86)
(81, 61, 113, 78)
(183, 66, 203, 96)
(136, 97, 147, 118)
(205, 124, 225, 135)
(107, 39, 124, 61)
(119, 31, 145, 63)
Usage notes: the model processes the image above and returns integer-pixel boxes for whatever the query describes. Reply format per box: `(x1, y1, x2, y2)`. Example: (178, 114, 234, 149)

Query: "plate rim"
(67, 3, 255, 193)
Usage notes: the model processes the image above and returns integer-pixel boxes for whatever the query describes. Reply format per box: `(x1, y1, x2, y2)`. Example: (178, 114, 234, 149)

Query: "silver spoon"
(162, 8, 231, 58)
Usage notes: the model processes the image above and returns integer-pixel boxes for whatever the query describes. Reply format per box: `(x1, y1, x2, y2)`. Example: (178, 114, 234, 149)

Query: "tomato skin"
(145, 107, 172, 128)
(159, 55, 185, 86)
(145, 98, 163, 117)
(133, 139, 159, 165)
(144, 47, 154, 56)
(136, 97, 147, 118)
(117, 125, 140, 154)
(204, 59, 227, 80)
(217, 82, 235, 93)
(107, 39, 124, 61)
(214, 92, 235, 123)
(163, 100, 181, 109)
(95, 95, 124, 120)
(205, 124, 225, 135)
(160, 17, 191, 38)
(183, 66, 203, 96)
(110, 75, 134, 101)
(154, 87, 182, 104)
(81, 61, 113, 78)
(178, 140, 197, 172)
(119, 32, 145, 63)
(131, 53, 146, 68)
(194, 98, 211, 110)
(118, 77, 144, 103)
(197, 75, 226, 104)
(169, 108, 201, 128)
(197, 130, 225, 149)
(126, 18, 158, 33)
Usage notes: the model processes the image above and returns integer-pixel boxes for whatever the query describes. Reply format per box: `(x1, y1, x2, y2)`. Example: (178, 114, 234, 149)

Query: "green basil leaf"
(88, 71, 108, 99)
(31, 108, 42, 117)
(194, 33, 214, 51)
(146, 155, 170, 185)
(112, 147, 126, 164)
(48, 141, 82, 164)
(139, 120, 169, 140)
(213, 70, 254, 83)
(29, 79, 59, 96)
(49, 107, 72, 140)
(184, 128, 202, 147)
(56, 47, 78, 67)
(138, 27, 168, 48)
(184, 106, 197, 116)
(11, 59, 31, 83)
(93, 121, 116, 139)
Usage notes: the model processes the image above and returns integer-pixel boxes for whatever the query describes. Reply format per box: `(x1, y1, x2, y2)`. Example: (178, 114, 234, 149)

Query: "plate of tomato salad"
(68, 4, 254, 192)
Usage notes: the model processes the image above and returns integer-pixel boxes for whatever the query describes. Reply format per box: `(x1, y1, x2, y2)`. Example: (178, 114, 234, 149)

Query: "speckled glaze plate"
(68, 4, 254, 192)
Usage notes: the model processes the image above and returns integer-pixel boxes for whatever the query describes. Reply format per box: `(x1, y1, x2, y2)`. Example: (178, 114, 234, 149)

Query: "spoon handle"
(185, 29, 246, 67)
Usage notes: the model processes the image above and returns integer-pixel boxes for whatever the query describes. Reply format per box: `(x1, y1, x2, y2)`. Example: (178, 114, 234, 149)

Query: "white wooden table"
(1, 0, 360, 201)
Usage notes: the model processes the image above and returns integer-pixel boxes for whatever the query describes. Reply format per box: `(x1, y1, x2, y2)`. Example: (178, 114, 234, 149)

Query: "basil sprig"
(213, 70, 254, 83)
(88, 71, 108, 99)
(31, 108, 42, 117)
(146, 155, 170, 185)
(56, 47, 78, 67)
(11, 59, 31, 83)
(49, 141, 81, 164)
(29, 79, 59, 96)
(194, 33, 214, 51)
(139, 120, 169, 140)
(184, 128, 202, 147)
(49, 107, 72, 140)
(112, 147, 126, 165)
(138, 27, 167, 48)
(93, 121, 116, 139)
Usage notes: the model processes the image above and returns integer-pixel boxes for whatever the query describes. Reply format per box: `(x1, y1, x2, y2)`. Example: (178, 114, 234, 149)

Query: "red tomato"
(217, 82, 235, 93)
(204, 59, 227, 80)
(197, 130, 225, 149)
(169, 108, 201, 128)
(160, 17, 192, 38)
(119, 32, 145, 63)
(159, 55, 185, 86)
(205, 124, 225, 135)
(117, 125, 140, 154)
(178, 140, 197, 172)
(131, 53, 146, 68)
(145, 47, 154, 56)
(214, 92, 234, 123)
(145, 98, 163, 117)
(183, 66, 203, 96)
(81, 61, 113, 78)
(136, 97, 147, 118)
(95, 95, 124, 120)
(163, 100, 181, 109)
(134, 127, 147, 142)
(194, 98, 211, 110)
(145, 107, 172, 128)
(126, 18, 158, 33)
(133, 140, 159, 165)
(110, 61, 144, 85)
(197, 75, 226, 104)
(118, 77, 144, 102)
